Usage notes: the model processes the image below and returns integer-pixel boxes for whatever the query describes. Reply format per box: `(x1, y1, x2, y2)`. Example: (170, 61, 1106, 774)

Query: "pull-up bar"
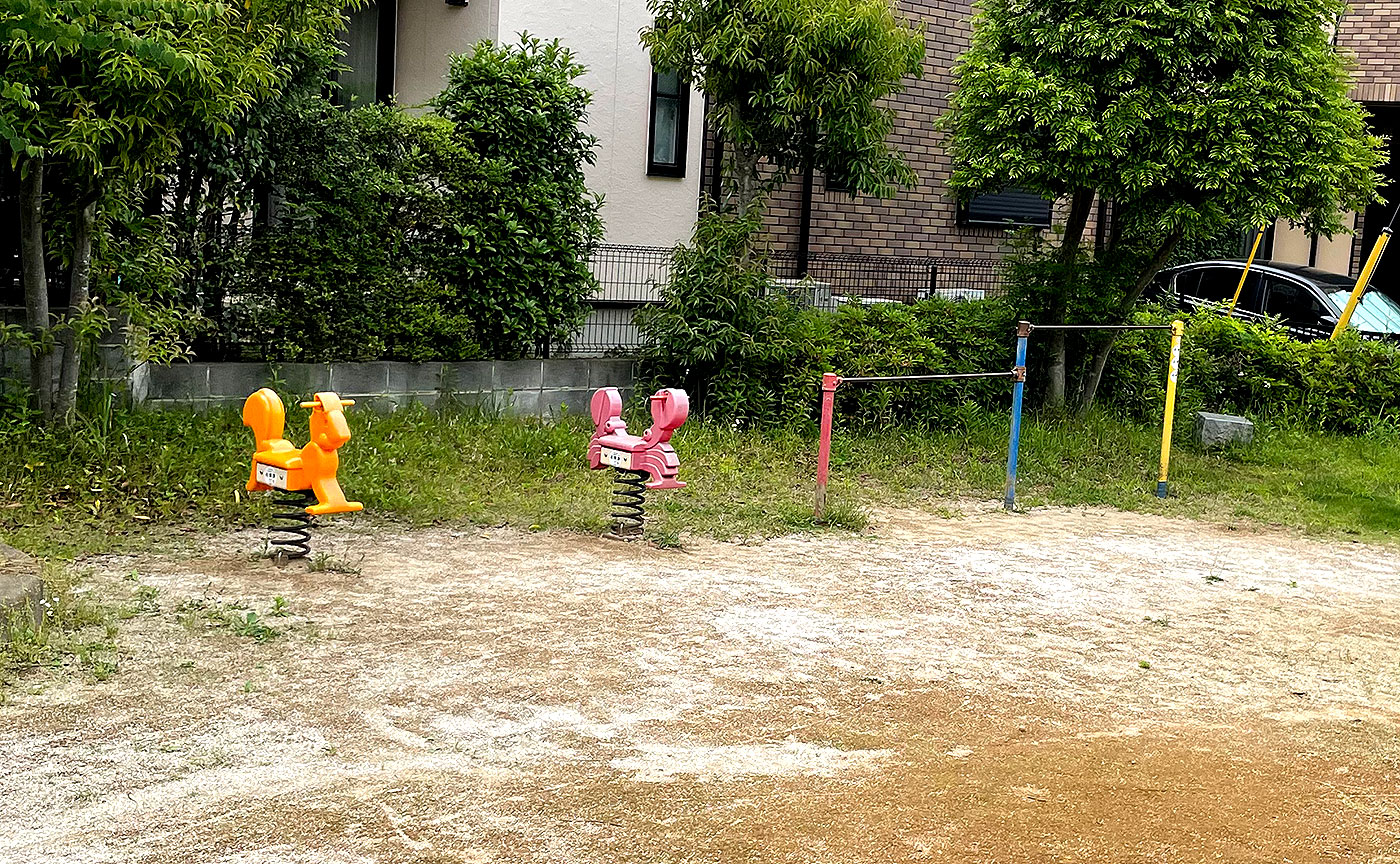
(1027, 324, 1175, 332)
(814, 364, 1027, 519)
(812, 317, 1186, 521)
(839, 371, 1019, 384)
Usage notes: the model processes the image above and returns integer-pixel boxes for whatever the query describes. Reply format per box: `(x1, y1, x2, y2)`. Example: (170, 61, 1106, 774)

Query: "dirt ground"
(4, 505, 1400, 863)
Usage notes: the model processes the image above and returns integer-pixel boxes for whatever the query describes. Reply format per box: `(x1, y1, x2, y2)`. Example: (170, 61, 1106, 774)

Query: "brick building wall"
(701, 0, 1019, 264)
(1337, 1, 1400, 291)
(725, 0, 1400, 279)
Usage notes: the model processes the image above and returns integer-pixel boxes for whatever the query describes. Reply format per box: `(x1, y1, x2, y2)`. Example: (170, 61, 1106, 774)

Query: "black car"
(1153, 259, 1400, 342)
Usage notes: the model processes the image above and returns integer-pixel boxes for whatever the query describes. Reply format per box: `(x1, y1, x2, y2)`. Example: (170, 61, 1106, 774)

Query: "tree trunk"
(1075, 230, 1184, 415)
(1045, 189, 1097, 410)
(18, 157, 53, 421)
(733, 146, 761, 220)
(55, 187, 99, 425)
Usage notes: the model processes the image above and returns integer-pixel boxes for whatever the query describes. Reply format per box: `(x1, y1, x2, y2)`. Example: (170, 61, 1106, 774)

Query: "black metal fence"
(571, 244, 1009, 355)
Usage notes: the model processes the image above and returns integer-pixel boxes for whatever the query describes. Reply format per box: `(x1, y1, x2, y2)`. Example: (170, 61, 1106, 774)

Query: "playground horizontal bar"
(838, 371, 1017, 384)
(1029, 324, 1174, 332)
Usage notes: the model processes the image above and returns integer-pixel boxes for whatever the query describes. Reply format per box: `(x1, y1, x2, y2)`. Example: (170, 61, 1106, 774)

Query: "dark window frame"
(957, 189, 1053, 229)
(646, 68, 689, 178)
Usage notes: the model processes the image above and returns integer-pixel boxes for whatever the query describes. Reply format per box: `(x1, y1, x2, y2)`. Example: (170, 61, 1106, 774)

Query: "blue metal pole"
(1004, 321, 1030, 510)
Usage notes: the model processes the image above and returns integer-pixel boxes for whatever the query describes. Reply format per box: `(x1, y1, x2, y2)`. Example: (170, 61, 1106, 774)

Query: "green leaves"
(944, 0, 1384, 236)
(642, 0, 925, 200)
(227, 37, 603, 364)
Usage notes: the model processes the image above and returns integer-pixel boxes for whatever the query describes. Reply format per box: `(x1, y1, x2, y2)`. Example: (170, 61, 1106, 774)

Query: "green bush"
(226, 37, 602, 362)
(637, 211, 1022, 428)
(640, 214, 1398, 434)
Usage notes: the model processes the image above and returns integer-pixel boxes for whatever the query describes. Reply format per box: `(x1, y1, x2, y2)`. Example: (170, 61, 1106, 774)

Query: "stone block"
(505, 389, 542, 418)
(541, 388, 592, 420)
(207, 363, 270, 400)
(329, 362, 392, 396)
(0, 542, 43, 634)
(279, 363, 332, 396)
(1194, 412, 1255, 448)
(587, 358, 637, 391)
(443, 362, 493, 394)
(493, 359, 544, 392)
(147, 363, 209, 402)
(542, 359, 592, 389)
(404, 362, 448, 394)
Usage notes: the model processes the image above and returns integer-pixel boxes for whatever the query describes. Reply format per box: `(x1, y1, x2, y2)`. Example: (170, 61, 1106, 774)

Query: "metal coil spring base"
(609, 469, 648, 539)
(269, 488, 317, 559)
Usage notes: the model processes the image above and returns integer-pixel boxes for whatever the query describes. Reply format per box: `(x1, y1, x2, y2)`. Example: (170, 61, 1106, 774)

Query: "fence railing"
(570, 244, 1009, 355)
(3, 244, 1010, 360)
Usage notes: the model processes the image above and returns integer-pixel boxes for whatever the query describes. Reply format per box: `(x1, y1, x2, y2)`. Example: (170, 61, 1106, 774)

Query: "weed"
(1143, 616, 1170, 627)
(1204, 574, 1225, 584)
(1288, 581, 1298, 588)
(121, 584, 160, 618)
(648, 527, 683, 549)
(271, 596, 290, 617)
(174, 597, 281, 642)
(1, 562, 119, 685)
(230, 611, 278, 642)
(307, 552, 364, 575)
(1139, 660, 1152, 670)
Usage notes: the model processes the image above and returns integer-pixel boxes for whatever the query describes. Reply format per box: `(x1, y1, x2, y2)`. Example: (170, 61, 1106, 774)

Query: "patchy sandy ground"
(4, 506, 1400, 863)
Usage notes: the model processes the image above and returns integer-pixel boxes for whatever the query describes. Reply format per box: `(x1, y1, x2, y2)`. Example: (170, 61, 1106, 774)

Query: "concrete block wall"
(140, 358, 637, 418)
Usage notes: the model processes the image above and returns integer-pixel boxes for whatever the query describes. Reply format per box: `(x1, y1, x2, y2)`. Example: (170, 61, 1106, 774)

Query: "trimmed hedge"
(638, 216, 1399, 434)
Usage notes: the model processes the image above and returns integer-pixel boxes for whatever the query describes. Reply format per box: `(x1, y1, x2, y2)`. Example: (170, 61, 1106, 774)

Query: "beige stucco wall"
(394, 0, 499, 108)
(1270, 215, 1357, 275)
(498, 0, 704, 248)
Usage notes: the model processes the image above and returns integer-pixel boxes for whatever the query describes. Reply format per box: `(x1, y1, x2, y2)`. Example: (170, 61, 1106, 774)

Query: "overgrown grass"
(0, 401, 1396, 558)
(0, 562, 120, 687)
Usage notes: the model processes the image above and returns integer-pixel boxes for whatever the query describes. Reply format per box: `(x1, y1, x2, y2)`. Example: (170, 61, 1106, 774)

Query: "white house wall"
(496, 0, 704, 248)
(394, 0, 499, 108)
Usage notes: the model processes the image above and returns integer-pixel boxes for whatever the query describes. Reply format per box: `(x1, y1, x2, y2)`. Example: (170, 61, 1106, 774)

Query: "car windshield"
(1326, 289, 1400, 334)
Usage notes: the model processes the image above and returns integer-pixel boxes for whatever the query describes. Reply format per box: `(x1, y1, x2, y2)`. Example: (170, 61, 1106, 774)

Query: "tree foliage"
(0, 0, 351, 424)
(642, 0, 925, 215)
(944, 0, 1386, 411)
(228, 37, 604, 362)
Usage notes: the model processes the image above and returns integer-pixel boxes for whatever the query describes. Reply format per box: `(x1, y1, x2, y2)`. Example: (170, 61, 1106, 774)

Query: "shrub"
(225, 36, 603, 362)
(641, 215, 1398, 435)
(1102, 310, 1400, 433)
(637, 211, 1023, 428)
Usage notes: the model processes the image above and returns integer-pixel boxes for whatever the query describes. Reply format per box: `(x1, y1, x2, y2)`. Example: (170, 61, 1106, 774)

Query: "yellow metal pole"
(1156, 320, 1185, 499)
(1227, 225, 1267, 313)
(1331, 227, 1392, 339)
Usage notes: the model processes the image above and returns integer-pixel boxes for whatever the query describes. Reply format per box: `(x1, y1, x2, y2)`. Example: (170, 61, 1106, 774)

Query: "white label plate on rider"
(600, 448, 633, 470)
(256, 463, 289, 490)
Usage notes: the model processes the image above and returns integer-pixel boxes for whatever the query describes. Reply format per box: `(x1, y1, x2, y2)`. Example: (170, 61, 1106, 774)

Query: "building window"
(824, 169, 852, 196)
(957, 188, 1053, 229)
(647, 68, 689, 177)
(336, 0, 397, 107)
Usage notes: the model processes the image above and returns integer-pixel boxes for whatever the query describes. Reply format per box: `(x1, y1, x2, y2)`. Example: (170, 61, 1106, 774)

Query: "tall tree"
(641, 0, 925, 222)
(944, 0, 1385, 411)
(0, 0, 350, 424)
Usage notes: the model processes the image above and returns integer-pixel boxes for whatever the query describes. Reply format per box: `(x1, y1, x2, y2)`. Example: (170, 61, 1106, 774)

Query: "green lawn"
(1, 403, 1396, 558)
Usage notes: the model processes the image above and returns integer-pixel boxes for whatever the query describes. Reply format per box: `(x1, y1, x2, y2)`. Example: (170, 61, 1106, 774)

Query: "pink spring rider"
(587, 387, 689, 538)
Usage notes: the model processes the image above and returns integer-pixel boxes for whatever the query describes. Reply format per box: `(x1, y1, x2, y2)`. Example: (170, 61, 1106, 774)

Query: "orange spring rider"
(243, 388, 362, 558)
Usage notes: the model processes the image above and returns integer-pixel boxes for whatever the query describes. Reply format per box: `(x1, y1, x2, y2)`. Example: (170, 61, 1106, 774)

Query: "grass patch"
(0, 402, 1396, 557)
(0, 563, 120, 687)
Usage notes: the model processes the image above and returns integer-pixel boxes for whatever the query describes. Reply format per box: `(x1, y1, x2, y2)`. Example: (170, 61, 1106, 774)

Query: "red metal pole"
(815, 373, 840, 520)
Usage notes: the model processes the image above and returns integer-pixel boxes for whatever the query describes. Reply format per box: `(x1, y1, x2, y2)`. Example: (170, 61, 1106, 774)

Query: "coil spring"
(610, 469, 648, 538)
(269, 488, 316, 559)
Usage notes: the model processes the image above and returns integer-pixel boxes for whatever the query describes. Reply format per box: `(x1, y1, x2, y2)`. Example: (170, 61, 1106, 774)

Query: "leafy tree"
(426, 36, 604, 357)
(229, 37, 604, 362)
(944, 0, 1385, 412)
(641, 0, 925, 219)
(0, 0, 350, 424)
